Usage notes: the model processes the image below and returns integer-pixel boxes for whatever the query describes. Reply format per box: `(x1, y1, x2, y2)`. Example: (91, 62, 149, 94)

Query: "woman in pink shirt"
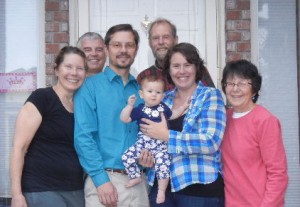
(221, 59, 288, 207)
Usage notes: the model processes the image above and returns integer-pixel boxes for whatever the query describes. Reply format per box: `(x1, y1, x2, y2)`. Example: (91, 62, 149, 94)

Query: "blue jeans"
(149, 182, 224, 207)
(149, 182, 175, 207)
(24, 190, 84, 207)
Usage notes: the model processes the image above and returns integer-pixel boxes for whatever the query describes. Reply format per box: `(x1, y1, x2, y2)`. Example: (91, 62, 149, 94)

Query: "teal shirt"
(74, 66, 142, 188)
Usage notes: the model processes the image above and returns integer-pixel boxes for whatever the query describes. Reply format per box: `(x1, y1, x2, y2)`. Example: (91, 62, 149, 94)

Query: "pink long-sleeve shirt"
(222, 105, 288, 207)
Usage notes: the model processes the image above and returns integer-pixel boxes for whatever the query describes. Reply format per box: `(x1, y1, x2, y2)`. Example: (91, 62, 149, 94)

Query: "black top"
(22, 87, 84, 192)
(168, 114, 224, 197)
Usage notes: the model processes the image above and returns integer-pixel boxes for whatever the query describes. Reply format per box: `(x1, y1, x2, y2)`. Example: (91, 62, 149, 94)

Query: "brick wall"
(45, 0, 69, 86)
(225, 0, 251, 62)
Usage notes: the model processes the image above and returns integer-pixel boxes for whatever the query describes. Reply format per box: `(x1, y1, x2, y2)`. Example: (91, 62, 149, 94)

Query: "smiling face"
(55, 53, 86, 92)
(107, 31, 138, 71)
(149, 22, 178, 65)
(139, 80, 165, 107)
(80, 38, 106, 75)
(169, 52, 197, 91)
(225, 75, 255, 113)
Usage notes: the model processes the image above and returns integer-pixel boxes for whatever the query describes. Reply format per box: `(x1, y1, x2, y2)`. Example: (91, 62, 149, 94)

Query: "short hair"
(221, 59, 262, 103)
(148, 18, 177, 39)
(76, 32, 104, 48)
(104, 24, 140, 47)
(163, 42, 205, 84)
(140, 74, 165, 90)
(54, 46, 86, 71)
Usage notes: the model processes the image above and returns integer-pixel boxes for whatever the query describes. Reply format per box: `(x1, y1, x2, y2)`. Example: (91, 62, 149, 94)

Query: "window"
(252, 0, 300, 205)
(0, 0, 44, 197)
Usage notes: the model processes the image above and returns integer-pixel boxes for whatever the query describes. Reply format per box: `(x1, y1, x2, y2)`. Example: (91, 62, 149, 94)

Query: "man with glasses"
(137, 18, 215, 90)
(77, 32, 107, 76)
(74, 24, 149, 207)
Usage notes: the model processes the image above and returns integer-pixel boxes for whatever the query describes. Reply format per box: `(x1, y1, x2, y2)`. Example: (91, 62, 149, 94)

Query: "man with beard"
(77, 32, 107, 76)
(137, 18, 215, 90)
(74, 24, 149, 207)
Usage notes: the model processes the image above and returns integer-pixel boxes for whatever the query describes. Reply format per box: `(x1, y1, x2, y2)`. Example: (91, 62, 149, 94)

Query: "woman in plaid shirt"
(140, 42, 226, 207)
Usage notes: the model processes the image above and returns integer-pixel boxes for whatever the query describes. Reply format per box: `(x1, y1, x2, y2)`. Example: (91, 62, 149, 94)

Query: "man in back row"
(77, 32, 107, 76)
(137, 18, 215, 90)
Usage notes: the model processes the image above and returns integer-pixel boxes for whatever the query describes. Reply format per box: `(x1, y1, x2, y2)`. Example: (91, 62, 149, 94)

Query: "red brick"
(45, 2, 59, 11)
(46, 75, 56, 87)
(45, 54, 55, 64)
(226, 42, 236, 52)
(59, 1, 69, 10)
(237, 1, 250, 10)
(227, 52, 242, 62)
(46, 44, 60, 54)
(226, 20, 235, 30)
(241, 31, 251, 41)
(227, 31, 242, 41)
(45, 22, 60, 32)
(235, 20, 250, 30)
(45, 12, 54, 21)
(46, 65, 55, 75)
(54, 11, 68, 21)
(54, 33, 69, 43)
(237, 42, 251, 52)
(242, 52, 251, 61)
(45, 33, 54, 43)
(241, 10, 250, 19)
(60, 43, 69, 49)
(226, 0, 237, 10)
(227, 11, 241, 20)
(225, 0, 251, 66)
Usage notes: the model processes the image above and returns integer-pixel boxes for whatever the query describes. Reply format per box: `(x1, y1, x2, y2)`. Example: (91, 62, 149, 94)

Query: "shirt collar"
(104, 66, 137, 84)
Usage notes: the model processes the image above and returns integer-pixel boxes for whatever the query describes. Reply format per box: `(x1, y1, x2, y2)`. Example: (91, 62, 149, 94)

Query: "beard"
(116, 52, 134, 69)
(153, 48, 168, 62)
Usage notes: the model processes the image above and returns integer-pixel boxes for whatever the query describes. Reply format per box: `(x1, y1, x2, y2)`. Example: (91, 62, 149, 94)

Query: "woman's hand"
(140, 113, 170, 142)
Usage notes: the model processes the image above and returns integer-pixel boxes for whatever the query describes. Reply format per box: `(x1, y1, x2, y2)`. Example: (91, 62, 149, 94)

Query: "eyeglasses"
(108, 42, 136, 50)
(225, 81, 252, 89)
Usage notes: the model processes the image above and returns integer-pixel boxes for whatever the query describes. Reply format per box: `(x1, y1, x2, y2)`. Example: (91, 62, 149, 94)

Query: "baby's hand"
(127, 94, 136, 107)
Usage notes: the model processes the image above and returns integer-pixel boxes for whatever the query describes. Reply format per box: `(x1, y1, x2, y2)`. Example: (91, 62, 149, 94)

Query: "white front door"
(71, 0, 223, 85)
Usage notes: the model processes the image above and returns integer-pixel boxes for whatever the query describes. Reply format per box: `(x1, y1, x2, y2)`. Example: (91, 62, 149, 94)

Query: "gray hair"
(76, 32, 104, 48)
(148, 18, 177, 39)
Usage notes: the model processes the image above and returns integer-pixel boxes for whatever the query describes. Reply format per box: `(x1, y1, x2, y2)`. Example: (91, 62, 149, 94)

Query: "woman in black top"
(10, 46, 87, 207)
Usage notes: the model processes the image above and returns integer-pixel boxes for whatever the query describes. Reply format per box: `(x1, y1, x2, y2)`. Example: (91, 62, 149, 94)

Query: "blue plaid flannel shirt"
(147, 81, 226, 192)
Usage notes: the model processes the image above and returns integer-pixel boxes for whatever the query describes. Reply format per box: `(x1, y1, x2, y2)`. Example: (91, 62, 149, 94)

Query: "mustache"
(117, 52, 130, 58)
(156, 47, 168, 50)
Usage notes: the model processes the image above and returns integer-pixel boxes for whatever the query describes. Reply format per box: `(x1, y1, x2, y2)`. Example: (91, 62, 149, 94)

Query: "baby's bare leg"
(156, 178, 169, 204)
(126, 177, 142, 188)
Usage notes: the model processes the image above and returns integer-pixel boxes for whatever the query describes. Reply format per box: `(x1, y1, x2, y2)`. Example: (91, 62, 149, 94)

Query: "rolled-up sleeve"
(168, 88, 226, 155)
